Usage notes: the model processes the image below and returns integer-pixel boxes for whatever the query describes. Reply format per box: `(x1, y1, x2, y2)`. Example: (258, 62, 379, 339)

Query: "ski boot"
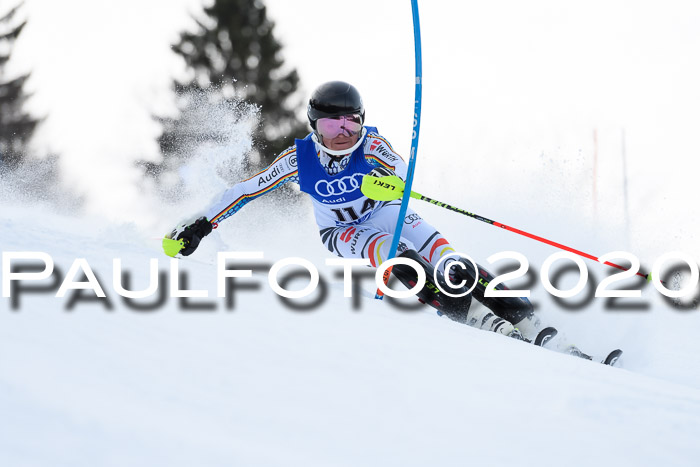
(446, 255, 537, 338)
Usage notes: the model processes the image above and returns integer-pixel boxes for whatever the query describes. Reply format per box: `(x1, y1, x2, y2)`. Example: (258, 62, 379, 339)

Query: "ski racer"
(168, 81, 545, 343)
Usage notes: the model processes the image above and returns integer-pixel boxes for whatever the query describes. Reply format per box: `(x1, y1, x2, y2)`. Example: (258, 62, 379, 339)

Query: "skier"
(168, 81, 547, 343)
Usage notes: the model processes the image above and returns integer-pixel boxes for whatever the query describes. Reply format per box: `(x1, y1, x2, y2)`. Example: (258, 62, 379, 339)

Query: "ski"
(533, 326, 558, 347)
(528, 326, 623, 367)
(567, 345, 624, 367)
(603, 349, 624, 366)
(509, 326, 557, 346)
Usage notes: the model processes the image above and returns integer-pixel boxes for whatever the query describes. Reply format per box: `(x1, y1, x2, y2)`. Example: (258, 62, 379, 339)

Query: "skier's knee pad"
(391, 250, 472, 323)
(449, 256, 534, 325)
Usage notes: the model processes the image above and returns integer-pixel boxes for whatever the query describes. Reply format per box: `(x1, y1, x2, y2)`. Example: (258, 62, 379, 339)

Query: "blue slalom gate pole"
(375, 0, 423, 299)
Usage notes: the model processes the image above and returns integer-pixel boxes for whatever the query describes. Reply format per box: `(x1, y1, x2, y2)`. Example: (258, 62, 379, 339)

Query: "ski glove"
(175, 217, 213, 256)
(368, 166, 398, 179)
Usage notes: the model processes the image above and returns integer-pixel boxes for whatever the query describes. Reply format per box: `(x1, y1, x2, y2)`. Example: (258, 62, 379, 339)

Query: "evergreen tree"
(155, 0, 306, 176)
(0, 1, 37, 170)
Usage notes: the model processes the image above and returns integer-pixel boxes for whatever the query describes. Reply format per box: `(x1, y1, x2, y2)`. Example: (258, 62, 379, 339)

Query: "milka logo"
(315, 173, 364, 197)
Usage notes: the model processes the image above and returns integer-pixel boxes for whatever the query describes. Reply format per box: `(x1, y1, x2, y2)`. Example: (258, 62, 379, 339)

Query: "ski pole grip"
(361, 175, 406, 201)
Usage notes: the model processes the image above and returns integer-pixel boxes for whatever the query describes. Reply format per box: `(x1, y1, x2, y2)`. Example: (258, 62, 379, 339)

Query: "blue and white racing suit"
(205, 126, 536, 337)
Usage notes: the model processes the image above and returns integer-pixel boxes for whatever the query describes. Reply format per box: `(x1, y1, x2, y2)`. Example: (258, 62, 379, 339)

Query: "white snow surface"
(1, 201, 700, 467)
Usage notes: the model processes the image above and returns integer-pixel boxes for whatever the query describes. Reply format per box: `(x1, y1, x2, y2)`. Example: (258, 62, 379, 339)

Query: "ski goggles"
(316, 114, 363, 140)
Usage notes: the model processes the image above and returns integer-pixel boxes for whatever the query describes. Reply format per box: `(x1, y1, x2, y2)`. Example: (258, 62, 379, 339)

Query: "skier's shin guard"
(391, 251, 516, 336)
(391, 250, 472, 323)
(449, 256, 535, 329)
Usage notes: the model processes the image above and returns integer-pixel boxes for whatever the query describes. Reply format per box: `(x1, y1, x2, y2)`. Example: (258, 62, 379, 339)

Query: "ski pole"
(361, 174, 653, 281)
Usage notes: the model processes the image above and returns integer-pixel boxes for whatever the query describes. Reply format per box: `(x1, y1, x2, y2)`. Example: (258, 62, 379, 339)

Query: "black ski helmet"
(307, 81, 365, 130)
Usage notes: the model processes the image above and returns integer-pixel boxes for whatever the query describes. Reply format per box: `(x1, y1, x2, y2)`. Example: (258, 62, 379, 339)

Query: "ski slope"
(2, 203, 700, 467)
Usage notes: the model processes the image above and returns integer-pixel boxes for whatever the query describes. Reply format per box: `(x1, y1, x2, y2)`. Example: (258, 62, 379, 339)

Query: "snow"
(2, 201, 700, 467)
(4, 1, 699, 463)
